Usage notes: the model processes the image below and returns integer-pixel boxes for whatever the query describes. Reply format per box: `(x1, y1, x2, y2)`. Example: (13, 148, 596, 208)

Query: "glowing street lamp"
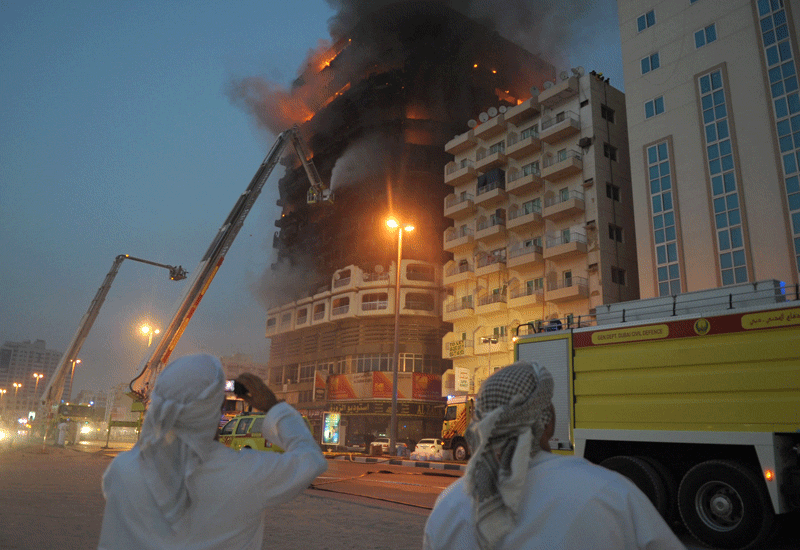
(12, 382, 22, 413)
(386, 217, 414, 456)
(140, 324, 160, 347)
(68, 359, 81, 401)
(32, 373, 44, 402)
(0, 388, 6, 415)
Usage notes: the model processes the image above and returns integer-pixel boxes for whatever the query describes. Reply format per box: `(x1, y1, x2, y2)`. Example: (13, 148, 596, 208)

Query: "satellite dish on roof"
(487, 106, 498, 117)
(543, 81, 554, 89)
(530, 86, 539, 96)
(559, 71, 569, 81)
(572, 66, 585, 77)
(479, 112, 489, 122)
(498, 105, 507, 114)
(467, 119, 478, 128)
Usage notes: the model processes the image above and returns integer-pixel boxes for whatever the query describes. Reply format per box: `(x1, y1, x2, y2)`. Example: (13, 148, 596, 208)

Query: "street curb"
(329, 454, 466, 471)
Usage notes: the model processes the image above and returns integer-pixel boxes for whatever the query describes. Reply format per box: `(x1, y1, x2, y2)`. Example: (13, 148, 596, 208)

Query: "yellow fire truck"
(511, 280, 799, 549)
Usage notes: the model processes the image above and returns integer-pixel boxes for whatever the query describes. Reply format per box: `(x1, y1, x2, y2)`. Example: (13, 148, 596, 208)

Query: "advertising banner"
(455, 367, 470, 392)
(314, 370, 327, 401)
(327, 372, 444, 402)
(321, 411, 341, 445)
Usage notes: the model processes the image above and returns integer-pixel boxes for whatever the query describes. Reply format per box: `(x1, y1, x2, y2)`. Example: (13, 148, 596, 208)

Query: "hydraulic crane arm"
(130, 125, 328, 401)
(38, 255, 186, 416)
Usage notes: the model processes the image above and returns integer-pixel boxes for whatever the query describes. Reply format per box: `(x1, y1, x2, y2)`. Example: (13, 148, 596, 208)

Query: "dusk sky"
(1, 0, 623, 397)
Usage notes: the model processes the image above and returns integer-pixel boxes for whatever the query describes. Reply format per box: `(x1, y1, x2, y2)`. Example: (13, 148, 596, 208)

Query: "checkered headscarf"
(464, 361, 554, 549)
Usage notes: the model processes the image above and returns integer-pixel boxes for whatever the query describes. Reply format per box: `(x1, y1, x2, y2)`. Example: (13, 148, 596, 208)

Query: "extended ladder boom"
(130, 126, 327, 400)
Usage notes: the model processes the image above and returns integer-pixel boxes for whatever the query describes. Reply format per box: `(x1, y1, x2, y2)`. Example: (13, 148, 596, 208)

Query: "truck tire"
(678, 459, 774, 549)
(453, 441, 470, 461)
(637, 455, 678, 525)
(600, 455, 669, 519)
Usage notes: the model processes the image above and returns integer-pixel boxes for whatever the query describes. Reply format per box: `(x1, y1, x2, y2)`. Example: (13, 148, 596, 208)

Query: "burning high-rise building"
(251, 1, 555, 442)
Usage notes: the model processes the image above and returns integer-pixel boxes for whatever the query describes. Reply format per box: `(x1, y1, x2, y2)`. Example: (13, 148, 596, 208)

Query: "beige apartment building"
(441, 70, 640, 393)
(617, 0, 800, 297)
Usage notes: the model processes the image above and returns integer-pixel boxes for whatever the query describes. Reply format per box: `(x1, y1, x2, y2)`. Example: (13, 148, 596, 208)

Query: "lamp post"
(481, 336, 499, 380)
(386, 217, 414, 456)
(12, 382, 22, 418)
(0, 388, 6, 417)
(140, 324, 160, 347)
(32, 373, 43, 409)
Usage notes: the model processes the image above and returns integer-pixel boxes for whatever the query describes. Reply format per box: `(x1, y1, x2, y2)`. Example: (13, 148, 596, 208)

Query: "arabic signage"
(326, 401, 443, 417)
(327, 372, 443, 401)
(591, 324, 669, 345)
(741, 308, 800, 330)
(455, 367, 470, 392)
(448, 340, 465, 357)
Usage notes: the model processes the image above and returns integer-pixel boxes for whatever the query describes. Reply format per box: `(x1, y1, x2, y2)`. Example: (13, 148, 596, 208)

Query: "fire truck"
(507, 280, 799, 550)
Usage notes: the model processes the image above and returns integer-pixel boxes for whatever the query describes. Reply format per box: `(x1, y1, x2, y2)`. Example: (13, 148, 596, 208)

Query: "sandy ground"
(0, 441, 427, 550)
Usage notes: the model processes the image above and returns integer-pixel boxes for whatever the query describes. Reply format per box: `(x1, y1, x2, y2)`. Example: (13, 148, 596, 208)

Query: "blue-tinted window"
(637, 10, 656, 32)
(695, 24, 717, 48)
(641, 52, 660, 74)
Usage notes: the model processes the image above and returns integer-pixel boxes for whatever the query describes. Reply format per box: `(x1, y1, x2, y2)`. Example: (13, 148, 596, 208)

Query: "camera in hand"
(233, 380, 248, 397)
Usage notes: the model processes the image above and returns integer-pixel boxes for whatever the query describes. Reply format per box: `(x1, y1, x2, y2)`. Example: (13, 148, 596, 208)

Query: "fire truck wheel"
(600, 455, 669, 518)
(453, 442, 469, 462)
(637, 455, 678, 525)
(678, 459, 774, 549)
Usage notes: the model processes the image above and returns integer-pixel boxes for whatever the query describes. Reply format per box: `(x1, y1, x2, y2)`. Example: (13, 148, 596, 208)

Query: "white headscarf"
(136, 353, 225, 528)
(464, 361, 554, 549)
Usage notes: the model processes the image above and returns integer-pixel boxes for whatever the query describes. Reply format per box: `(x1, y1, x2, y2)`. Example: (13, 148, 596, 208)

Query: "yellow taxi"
(217, 414, 284, 452)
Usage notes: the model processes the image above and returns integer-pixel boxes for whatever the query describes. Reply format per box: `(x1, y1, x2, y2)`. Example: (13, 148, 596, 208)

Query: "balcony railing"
(476, 180, 504, 196)
(362, 301, 388, 311)
(333, 276, 351, 288)
(446, 159, 475, 174)
(545, 190, 585, 207)
(543, 150, 581, 168)
(547, 275, 589, 292)
(510, 286, 543, 300)
(546, 231, 587, 248)
(446, 298, 474, 313)
(476, 217, 505, 232)
(507, 130, 539, 146)
(406, 300, 434, 311)
(508, 244, 542, 258)
(332, 305, 350, 315)
(478, 293, 507, 306)
(313, 310, 325, 320)
(362, 272, 389, 283)
(541, 110, 578, 131)
(508, 204, 541, 221)
(446, 263, 473, 277)
(446, 227, 474, 242)
(477, 254, 506, 268)
(445, 193, 475, 209)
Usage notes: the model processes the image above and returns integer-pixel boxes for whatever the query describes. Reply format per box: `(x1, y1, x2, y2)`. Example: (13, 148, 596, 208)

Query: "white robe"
(98, 403, 327, 550)
(424, 452, 686, 550)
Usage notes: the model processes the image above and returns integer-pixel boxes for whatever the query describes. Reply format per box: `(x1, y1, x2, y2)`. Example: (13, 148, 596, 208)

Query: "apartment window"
(522, 161, 540, 176)
(695, 23, 717, 48)
(601, 104, 615, 123)
(492, 326, 507, 339)
(559, 187, 570, 201)
(611, 267, 627, 285)
(521, 125, 538, 139)
(604, 143, 618, 161)
(645, 96, 665, 118)
(561, 228, 571, 243)
(563, 270, 573, 285)
(607, 183, 621, 201)
(489, 141, 505, 154)
(609, 223, 623, 242)
(647, 141, 682, 296)
(557, 148, 567, 161)
(555, 111, 566, 123)
(526, 277, 544, 293)
(522, 199, 540, 215)
(637, 10, 656, 32)
(641, 52, 661, 74)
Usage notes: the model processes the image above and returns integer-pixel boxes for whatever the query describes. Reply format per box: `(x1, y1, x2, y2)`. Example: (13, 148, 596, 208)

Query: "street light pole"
(12, 382, 22, 418)
(387, 217, 413, 456)
(32, 373, 43, 410)
(0, 388, 6, 417)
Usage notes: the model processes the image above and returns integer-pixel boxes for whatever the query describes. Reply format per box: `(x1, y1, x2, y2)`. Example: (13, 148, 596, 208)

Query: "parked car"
(345, 434, 368, 453)
(370, 437, 391, 454)
(413, 438, 444, 455)
(218, 414, 283, 453)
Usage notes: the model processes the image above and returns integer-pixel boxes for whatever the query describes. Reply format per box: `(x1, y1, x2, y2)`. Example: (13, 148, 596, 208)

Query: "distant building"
(441, 70, 639, 393)
(220, 353, 268, 382)
(617, 0, 800, 296)
(0, 340, 62, 421)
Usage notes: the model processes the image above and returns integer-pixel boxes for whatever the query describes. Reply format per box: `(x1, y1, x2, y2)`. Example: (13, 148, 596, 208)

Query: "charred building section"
(272, 2, 555, 294)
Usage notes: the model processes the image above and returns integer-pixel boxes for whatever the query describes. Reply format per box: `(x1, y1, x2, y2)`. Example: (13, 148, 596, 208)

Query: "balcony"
(508, 286, 544, 309)
(475, 218, 507, 243)
(444, 193, 476, 219)
(505, 133, 542, 160)
(504, 97, 541, 124)
(542, 150, 582, 181)
(540, 111, 581, 144)
(445, 160, 477, 186)
(444, 227, 475, 252)
(544, 231, 588, 260)
(444, 297, 475, 321)
(473, 114, 507, 139)
(547, 276, 589, 303)
(476, 253, 506, 276)
(538, 76, 580, 108)
(360, 271, 390, 288)
(543, 190, 585, 220)
(507, 205, 543, 231)
(506, 169, 543, 195)
(475, 181, 508, 207)
(475, 148, 507, 172)
(445, 129, 477, 155)
(444, 262, 475, 285)
(507, 243, 543, 269)
(476, 293, 507, 315)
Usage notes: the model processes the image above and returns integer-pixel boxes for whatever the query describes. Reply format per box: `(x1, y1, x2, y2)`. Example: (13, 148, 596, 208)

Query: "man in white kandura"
(98, 353, 327, 550)
(423, 361, 685, 550)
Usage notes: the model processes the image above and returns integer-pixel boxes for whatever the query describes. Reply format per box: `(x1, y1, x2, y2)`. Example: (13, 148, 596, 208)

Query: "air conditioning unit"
(578, 137, 592, 148)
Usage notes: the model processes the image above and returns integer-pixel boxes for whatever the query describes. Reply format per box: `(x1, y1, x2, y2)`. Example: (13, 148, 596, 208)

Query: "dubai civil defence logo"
(694, 318, 711, 336)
